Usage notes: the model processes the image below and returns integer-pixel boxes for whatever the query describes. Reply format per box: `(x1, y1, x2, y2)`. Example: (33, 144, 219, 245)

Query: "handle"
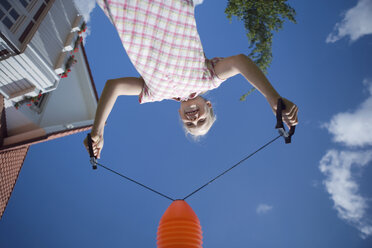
(275, 98, 296, 144)
(87, 133, 98, 170)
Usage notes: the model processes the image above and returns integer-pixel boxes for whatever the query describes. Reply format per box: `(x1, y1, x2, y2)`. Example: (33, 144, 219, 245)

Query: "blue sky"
(1, 0, 372, 247)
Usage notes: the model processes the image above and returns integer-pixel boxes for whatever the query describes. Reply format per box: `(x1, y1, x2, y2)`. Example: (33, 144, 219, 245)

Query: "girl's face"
(178, 96, 212, 128)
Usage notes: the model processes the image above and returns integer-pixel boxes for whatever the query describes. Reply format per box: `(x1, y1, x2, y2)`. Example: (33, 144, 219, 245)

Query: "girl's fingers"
(283, 102, 297, 119)
(293, 118, 298, 126)
(287, 112, 298, 126)
(84, 136, 102, 158)
(94, 147, 99, 156)
(292, 108, 299, 124)
(287, 105, 297, 120)
(275, 98, 298, 128)
(90, 142, 98, 156)
(291, 116, 298, 126)
(93, 142, 102, 158)
(288, 107, 298, 123)
(283, 111, 298, 128)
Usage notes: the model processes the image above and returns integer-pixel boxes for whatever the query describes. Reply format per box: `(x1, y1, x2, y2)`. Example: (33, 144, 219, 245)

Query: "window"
(0, 0, 11, 11)
(19, 0, 31, 8)
(9, 9, 19, 20)
(2, 16, 12, 29)
(0, 0, 20, 30)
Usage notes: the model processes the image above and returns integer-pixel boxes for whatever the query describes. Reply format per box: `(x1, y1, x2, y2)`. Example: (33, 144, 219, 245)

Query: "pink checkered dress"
(96, 0, 226, 103)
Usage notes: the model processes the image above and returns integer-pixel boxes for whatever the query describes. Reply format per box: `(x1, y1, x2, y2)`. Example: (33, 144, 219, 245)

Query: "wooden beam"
(71, 15, 83, 32)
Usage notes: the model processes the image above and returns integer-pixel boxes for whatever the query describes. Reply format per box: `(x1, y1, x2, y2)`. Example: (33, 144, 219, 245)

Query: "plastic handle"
(87, 133, 97, 170)
(275, 98, 296, 144)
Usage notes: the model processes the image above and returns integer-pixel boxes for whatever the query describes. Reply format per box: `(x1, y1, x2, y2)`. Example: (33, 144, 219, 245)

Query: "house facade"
(0, 0, 98, 218)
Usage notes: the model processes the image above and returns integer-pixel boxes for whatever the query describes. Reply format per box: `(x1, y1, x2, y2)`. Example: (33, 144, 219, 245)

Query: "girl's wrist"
(92, 121, 107, 138)
(91, 126, 103, 138)
(266, 92, 281, 106)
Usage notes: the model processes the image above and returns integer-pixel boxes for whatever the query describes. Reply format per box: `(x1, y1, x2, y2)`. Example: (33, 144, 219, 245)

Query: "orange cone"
(157, 200, 203, 248)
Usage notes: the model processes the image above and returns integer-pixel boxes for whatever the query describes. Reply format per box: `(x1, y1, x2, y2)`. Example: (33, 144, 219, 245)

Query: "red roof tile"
(0, 146, 29, 219)
(0, 125, 93, 219)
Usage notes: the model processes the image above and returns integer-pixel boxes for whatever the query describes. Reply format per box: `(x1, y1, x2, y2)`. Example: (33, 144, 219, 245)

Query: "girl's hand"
(83, 133, 104, 159)
(268, 97, 299, 129)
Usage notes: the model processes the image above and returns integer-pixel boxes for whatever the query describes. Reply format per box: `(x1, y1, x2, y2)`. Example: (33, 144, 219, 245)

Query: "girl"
(84, 0, 298, 158)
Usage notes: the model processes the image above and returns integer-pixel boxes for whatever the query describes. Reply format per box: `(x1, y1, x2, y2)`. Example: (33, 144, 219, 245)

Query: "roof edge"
(0, 125, 92, 152)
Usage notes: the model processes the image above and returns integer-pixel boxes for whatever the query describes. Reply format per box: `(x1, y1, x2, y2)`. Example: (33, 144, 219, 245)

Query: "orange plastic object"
(157, 200, 203, 248)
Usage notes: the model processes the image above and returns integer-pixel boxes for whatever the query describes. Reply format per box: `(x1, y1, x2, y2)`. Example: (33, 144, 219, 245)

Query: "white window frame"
(0, 0, 21, 30)
(18, 0, 33, 9)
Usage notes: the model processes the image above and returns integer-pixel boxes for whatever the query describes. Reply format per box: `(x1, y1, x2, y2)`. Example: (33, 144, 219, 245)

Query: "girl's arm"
(85, 77, 144, 158)
(91, 77, 144, 136)
(214, 54, 298, 127)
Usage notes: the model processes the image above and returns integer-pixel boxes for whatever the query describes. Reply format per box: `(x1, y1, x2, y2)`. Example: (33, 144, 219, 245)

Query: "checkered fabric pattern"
(96, 0, 226, 103)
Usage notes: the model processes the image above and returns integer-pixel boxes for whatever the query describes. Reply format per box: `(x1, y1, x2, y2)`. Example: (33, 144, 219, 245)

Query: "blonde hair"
(183, 103, 216, 139)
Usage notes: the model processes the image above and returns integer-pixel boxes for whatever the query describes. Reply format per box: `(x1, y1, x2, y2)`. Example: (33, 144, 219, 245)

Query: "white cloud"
(256, 204, 273, 214)
(319, 150, 372, 238)
(193, 0, 204, 6)
(73, 0, 96, 23)
(72, 0, 96, 41)
(323, 80, 372, 147)
(326, 0, 372, 43)
(320, 79, 372, 238)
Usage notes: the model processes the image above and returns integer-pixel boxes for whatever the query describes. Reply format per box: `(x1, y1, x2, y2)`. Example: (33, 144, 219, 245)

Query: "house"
(0, 0, 98, 218)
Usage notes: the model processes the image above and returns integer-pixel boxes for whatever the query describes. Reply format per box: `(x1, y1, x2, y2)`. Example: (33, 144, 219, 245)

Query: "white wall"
(2, 0, 97, 144)
(38, 47, 97, 133)
(29, 0, 79, 70)
(1, 0, 83, 99)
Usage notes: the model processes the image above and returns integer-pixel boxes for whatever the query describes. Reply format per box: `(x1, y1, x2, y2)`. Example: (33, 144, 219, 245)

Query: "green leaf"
(225, 0, 297, 99)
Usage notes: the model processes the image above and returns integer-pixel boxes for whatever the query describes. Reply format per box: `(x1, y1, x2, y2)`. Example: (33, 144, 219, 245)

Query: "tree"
(225, 0, 297, 101)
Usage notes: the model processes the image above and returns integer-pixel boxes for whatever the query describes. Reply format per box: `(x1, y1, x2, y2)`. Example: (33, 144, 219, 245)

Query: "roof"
(0, 125, 93, 219)
(0, 146, 29, 219)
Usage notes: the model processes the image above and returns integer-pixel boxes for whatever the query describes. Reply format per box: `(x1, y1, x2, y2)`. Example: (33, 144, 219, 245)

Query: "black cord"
(91, 134, 281, 202)
(182, 134, 282, 200)
(95, 162, 175, 202)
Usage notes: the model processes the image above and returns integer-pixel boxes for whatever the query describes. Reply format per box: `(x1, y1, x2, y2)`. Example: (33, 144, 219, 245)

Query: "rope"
(94, 161, 175, 202)
(90, 134, 282, 202)
(182, 134, 282, 200)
